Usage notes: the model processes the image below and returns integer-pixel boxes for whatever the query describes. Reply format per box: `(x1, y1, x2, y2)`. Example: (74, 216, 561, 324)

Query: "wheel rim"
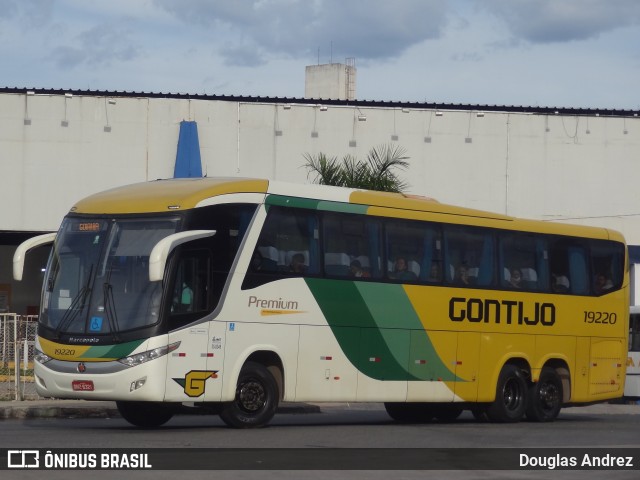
(538, 381, 560, 413)
(237, 379, 266, 413)
(503, 377, 524, 412)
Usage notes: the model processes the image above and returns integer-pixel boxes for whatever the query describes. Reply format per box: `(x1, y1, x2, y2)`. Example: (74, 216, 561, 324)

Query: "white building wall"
(1, 92, 640, 244)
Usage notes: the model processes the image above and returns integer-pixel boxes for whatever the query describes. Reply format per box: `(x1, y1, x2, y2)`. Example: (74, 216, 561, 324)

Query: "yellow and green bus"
(14, 177, 629, 427)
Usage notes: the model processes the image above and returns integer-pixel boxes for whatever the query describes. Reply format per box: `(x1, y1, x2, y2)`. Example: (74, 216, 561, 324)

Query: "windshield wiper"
(53, 264, 94, 339)
(103, 267, 121, 342)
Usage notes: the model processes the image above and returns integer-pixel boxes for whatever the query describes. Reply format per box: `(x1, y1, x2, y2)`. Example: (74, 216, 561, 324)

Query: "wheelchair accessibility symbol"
(90, 317, 103, 332)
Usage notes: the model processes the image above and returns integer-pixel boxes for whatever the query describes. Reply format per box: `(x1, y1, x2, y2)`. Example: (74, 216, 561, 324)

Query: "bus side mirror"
(148, 230, 216, 282)
(13, 232, 57, 281)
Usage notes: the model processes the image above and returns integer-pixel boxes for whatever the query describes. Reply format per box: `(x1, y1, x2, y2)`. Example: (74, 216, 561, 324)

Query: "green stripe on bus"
(356, 282, 460, 381)
(305, 278, 460, 381)
(265, 195, 320, 210)
(265, 195, 368, 214)
(80, 339, 145, 360)
(316, 201, 369, 215)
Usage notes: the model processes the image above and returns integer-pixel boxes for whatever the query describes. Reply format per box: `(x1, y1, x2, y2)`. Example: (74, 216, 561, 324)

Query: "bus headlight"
(34, 349, 53, 364)
(117, 342, 181, 367)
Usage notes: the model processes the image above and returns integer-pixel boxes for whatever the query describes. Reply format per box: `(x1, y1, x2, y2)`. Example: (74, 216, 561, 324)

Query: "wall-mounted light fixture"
(61, 93, 72, 127)
(476, 112, 485, 117)
(424, 110, 434, 143)
(357, 114, 367, 121)
(402, 108, 410, 113)
(319, 105, 328, 111)
(465, 111, 474, 143)
(24, 91, 34, 125)
(104, 97, 113, 132)
(283, 104, 291, 110)
(435, 111, 443, 117)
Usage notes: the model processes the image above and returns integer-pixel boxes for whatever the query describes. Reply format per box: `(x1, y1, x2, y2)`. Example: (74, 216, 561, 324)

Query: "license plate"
(72, 380, 94, 391)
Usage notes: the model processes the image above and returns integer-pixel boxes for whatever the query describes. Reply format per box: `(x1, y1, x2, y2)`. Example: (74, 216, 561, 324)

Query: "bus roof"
(70, 177, 623, 242)
(71, 178, 269, 214)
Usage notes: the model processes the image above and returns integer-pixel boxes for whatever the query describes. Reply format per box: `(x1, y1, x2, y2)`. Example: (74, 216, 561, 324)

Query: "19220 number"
(584, 311, 617, 324)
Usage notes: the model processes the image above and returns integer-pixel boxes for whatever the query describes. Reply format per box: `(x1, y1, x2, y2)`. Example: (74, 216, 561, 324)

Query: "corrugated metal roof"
(2, 86, 639, 118)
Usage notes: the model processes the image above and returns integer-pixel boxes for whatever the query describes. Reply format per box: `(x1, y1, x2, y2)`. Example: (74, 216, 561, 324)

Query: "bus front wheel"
(220, 361, 279, 428)
(116, 401, 175, 428)
(486, 365, 527, 423)
(526, 367, 563, 422)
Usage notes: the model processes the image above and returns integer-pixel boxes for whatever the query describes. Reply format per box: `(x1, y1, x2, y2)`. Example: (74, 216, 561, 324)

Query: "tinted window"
(499, 233, 549, 291)
(444, 225, 495, 287)
(386, 220, 441, 283)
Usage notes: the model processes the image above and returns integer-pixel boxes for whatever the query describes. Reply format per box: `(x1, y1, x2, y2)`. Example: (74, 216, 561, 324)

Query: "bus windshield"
(40, 216, 180, 337)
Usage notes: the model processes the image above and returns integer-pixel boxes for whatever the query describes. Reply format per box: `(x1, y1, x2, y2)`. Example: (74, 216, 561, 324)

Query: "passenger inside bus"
(427, 262, 440, 283)
(289, 253, 306, 274)
(508, 268, 522, 288)
(551, 274, 570, 293)
(594, 273, 613, 294)
(349, 260, 370, 278)
(453, 264, 472, 286)
(389, 257, 417, 281)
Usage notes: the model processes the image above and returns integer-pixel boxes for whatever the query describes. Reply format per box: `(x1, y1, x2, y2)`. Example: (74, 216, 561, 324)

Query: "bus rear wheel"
(486, 365, 527, 423)
(526, 367, 563, 422)
(220, 361, 279, 428)
(116, 401, 175, 428)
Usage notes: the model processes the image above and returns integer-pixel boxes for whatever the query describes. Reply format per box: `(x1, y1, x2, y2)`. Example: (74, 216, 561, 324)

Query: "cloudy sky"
(1, 0, 639, 109)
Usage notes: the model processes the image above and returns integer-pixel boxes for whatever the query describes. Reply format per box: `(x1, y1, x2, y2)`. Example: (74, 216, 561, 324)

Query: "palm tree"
(303, 144, 409, 193)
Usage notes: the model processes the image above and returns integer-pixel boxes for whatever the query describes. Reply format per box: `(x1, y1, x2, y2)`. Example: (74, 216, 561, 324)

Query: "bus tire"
(384, 403, 433, 423)
(486, 365, 527, 423)
(116, 401, 175, 428)
(220, 361, 279, 428)
(526, 367, 563, 422)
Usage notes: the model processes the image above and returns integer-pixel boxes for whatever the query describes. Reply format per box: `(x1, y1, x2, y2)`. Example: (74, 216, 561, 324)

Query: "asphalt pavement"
(0, 399, 638, 420)
(0, 399, 322, 420)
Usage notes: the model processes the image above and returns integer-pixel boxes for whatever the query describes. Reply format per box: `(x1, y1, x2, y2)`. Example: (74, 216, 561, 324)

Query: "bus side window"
(499, 233, 546, 291)
(549, 239, 589, 295)
(444, 225, 495, 287)
(591, 240, 625, 295)
(323, 212, 381, 279)
(243, 206, 319, 288)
